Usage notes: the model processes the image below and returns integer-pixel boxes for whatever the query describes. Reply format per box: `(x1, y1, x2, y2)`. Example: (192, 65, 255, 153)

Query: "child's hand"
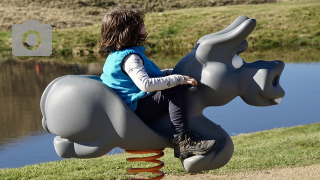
(183, 76, 198, 87)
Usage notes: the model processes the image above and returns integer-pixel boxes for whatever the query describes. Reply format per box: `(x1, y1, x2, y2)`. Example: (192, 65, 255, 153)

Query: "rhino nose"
(254, 60, 285, 99)
(272, 74, 279, 87)
(271, 61, 284, 87)
(266, 61, 285, 99)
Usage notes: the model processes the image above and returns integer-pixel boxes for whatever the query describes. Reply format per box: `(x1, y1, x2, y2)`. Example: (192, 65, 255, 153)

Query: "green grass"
(218, 123, 320, 173)
(0, 0, 278, 33)
(144, 0, 320, 56)
(0, 0, 319, 63)
(0, 0, 277, 14)
(1, 123, 320, 179)
(0, 32, 11, 50)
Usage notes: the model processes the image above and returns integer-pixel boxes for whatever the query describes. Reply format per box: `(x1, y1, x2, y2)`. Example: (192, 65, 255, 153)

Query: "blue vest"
(100, 46, 163, 111)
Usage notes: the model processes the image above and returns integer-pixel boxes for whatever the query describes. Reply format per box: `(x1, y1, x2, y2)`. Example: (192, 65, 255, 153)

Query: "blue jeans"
(134, 85, 189, 134)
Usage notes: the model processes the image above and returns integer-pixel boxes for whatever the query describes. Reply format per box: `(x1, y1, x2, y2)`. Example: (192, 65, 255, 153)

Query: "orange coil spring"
(125, 149, 165, 180)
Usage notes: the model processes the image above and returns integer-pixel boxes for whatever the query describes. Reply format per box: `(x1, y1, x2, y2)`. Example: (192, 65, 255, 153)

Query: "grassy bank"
(0, 0, 279, 31)
(145, 0, 320, 56)
(0, 0, 319, 63)
(1, 123, 320, 179)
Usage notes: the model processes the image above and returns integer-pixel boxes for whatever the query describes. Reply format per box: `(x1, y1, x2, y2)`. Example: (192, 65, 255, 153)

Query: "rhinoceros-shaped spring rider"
(41, 16, 285, 173)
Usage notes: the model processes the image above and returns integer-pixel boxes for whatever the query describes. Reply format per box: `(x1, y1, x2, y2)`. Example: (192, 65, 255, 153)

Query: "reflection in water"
(0, 61, 85, 148)
(0, 61, 89, 168)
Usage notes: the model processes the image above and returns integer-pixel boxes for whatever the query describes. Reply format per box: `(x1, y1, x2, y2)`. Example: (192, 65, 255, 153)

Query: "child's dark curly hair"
(100, 8, 147, 51)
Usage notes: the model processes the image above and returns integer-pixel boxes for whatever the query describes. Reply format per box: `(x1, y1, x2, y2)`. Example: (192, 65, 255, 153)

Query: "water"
(203, 63, 320, 135)
(0, 61, 121, 169)
(0, 60, 319, 169)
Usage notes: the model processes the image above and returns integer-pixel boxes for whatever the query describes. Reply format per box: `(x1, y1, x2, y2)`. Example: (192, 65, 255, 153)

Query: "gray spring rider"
(41, 16, 285, 173)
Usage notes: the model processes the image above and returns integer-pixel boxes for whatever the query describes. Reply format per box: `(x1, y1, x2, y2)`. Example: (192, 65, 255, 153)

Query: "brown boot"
(171, 130, 218, 159)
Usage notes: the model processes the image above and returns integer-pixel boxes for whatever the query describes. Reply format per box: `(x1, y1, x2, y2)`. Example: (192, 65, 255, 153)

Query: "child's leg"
(134, 85, 188, 134)
(135, 86, 218, 158)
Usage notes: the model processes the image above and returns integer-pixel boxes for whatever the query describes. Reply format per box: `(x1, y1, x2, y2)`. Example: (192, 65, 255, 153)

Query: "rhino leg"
(54, 136, 75, 158)
(182, 134, 233, 173)
(180, 115, 234, 173)
(54, 134, 116, 158)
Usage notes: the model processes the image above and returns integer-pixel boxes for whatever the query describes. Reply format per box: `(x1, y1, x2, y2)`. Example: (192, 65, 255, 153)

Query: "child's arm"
(122, 54, 184, 92)
(161, 68, 173, 76)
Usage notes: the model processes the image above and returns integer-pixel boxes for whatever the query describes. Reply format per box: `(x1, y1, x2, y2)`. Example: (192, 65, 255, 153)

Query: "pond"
(0, 57, 319, 169)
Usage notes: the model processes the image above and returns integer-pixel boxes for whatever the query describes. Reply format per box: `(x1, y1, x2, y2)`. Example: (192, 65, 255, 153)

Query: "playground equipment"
(41, 16, 285, 176)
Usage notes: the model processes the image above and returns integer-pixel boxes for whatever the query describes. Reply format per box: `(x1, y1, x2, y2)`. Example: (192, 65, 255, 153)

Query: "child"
(100, 8, 218, 159)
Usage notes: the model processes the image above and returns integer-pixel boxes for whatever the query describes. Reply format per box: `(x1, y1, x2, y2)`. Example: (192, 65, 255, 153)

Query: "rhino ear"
(196, 18, 256, 62)
(236, 39, 248, 55)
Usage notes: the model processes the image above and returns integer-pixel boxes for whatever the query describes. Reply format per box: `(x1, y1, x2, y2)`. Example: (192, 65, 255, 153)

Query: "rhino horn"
(196, 18, 256, 63)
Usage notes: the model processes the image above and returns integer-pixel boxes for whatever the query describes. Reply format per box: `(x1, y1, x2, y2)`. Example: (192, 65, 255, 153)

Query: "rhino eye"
(232, 55, 244, 69)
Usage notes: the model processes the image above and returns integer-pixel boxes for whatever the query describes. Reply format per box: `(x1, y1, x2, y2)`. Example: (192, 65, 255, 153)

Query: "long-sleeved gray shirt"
(122, 54, 184, 92)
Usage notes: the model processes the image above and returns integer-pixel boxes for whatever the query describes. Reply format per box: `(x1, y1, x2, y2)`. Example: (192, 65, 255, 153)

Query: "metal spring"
(125, 149, 165, 180)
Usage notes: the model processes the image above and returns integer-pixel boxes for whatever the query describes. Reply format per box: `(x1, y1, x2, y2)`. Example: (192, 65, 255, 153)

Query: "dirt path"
(164, 164, 320, 180)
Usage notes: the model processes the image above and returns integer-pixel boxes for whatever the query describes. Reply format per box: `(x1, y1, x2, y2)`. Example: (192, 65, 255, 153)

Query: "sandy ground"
(163, 164, 320, 180)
